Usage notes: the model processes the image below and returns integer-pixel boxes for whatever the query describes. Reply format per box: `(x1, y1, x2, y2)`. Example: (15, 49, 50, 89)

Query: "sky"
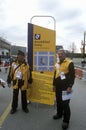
(0, 0, 86, 52)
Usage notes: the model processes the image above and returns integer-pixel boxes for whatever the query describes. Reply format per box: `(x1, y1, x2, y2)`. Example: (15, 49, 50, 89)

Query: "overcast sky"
(0, 0, 86, 52)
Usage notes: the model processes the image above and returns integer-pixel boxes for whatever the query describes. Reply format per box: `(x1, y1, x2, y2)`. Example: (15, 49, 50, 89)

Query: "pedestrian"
(53, 49, 75, 129)
(7, 50, 33, 114)
(0, 56, 2, 72)
(4, 61, 9, 73)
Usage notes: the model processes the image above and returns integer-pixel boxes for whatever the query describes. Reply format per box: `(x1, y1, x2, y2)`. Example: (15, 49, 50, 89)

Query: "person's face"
(58, 50, 66, 62)
(17, 54, 25, 62)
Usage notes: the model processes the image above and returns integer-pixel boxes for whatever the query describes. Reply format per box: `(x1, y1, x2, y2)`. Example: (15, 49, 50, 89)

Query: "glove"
(2, 85, 5, 88)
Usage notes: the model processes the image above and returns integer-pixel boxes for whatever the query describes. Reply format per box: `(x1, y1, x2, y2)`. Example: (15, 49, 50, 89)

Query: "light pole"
(81, 32, 86, 67)
(83, 31, 86, 58)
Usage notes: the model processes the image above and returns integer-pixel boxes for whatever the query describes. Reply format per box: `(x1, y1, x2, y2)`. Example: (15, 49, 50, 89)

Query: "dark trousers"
(62, 100, 70, 123)
(12, 89, 27, 110)
(56, 89, 71, 123)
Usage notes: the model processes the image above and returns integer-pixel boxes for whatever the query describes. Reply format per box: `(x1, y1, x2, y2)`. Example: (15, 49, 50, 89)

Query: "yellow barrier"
(27, 71, 55, 105)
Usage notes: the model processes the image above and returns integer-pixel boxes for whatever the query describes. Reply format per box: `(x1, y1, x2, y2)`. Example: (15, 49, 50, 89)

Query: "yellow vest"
(55, 58, 72, 78)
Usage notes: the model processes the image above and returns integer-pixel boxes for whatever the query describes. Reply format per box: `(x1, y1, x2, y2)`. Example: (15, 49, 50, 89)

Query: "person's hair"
(57, 49, 65, 54)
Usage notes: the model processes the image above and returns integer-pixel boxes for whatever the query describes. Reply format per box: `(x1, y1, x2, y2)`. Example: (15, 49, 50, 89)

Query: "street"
(0, 67, 86, 130)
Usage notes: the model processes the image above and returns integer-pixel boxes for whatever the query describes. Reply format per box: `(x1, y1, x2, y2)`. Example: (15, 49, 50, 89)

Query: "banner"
(27, 23, 56, 105)
(27, 72, 55, 105)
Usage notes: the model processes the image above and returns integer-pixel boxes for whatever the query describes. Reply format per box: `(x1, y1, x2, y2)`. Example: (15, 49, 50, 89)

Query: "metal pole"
(30, 15, 56, 31)
(81, 32, 86, 67)
(83, 32, 85, 58)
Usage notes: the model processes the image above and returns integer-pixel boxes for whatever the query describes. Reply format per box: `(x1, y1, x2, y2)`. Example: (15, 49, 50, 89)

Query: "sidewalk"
(0, 68, 86, 130)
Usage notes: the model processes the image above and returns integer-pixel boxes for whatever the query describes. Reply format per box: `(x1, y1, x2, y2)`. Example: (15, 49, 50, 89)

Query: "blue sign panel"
(34, 52, 54, 71)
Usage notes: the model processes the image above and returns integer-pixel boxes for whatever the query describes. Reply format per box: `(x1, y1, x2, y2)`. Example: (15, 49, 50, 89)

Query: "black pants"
(56, 89, 71, 123)
(12, 89, 27, 111)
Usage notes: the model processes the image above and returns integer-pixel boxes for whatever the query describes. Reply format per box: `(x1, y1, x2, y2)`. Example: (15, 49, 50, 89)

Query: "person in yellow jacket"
(53, 49, 75, 130)
(7, 50, 32, 114)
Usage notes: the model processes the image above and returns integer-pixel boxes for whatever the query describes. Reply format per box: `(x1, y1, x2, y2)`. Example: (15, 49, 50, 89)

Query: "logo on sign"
(34, 34, 41, 40)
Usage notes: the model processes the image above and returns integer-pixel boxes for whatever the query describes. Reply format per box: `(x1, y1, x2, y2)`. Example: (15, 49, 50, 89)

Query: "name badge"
(16, 71, 22, 79)
(60, 72, 66, 80)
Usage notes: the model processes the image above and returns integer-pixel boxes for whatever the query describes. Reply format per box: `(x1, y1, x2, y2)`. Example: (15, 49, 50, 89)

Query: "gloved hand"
(2, 85, 5, 88)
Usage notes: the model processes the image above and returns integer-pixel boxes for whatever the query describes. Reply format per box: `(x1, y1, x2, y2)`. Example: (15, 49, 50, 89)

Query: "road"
(0, 67, 86, 130)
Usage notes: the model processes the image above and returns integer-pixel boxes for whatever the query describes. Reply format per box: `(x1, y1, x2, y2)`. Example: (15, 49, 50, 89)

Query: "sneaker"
(23, 108, 29, 113)
(53, 114, 62, 120)
(62, 122, 69, 129)
(10, 109, 16, 114)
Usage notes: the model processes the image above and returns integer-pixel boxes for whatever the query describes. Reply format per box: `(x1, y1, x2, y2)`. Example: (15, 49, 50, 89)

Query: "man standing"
(53, 49, 75, 129)
(7, 50, 32, 114)
(0, 56, 1, 72)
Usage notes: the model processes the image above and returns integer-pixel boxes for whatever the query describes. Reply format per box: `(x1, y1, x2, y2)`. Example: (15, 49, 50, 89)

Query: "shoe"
(62, 122, 69, 129)
(53, 114, 62, 120)
(23, 108, 29, 113)
(10, 109, 16, 114)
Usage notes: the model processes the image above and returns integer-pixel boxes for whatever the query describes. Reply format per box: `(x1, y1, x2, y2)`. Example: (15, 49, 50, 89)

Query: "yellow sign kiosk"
(27, 22, 56, 105)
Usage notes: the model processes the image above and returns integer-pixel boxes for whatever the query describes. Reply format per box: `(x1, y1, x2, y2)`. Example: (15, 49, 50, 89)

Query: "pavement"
(0, 66, 86, 130)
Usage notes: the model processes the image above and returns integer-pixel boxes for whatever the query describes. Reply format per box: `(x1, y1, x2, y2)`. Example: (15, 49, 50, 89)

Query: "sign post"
(27, 16, 56, 105)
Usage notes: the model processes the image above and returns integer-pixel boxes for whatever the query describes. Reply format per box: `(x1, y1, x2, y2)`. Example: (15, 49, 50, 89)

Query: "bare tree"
(67, 42, 77, 53)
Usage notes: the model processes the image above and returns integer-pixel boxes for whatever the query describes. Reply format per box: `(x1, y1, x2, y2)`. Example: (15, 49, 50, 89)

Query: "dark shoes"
(23, 108, 29, 113)
(10, 108, 29, 114)
(62, 122, 69, 129)
(10, 109, 16, 114)
(53, 114, 62, 120)
(53, 114, 69, 129)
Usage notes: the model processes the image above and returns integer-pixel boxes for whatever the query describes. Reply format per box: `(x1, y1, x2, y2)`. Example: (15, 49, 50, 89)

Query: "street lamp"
(83, 31, 86, 56)
(81, 32, 86, 67)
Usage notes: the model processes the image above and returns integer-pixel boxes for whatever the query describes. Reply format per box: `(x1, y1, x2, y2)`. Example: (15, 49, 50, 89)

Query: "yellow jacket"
(9, 61, 30, 90)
